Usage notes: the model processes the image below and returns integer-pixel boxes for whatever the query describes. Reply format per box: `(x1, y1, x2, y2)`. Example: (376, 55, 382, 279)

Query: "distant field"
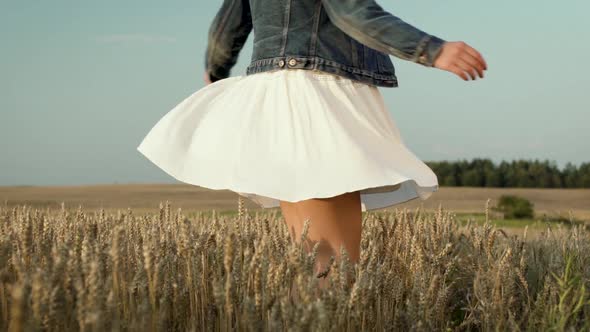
(1, 184, 588, 222)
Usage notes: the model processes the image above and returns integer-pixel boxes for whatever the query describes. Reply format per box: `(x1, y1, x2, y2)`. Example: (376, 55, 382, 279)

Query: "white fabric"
(137, 69, 438, 212)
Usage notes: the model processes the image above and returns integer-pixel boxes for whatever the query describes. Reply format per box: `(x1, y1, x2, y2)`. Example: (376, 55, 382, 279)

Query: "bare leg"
(279, 191, 362, 292)
(280, 199, 301, 243)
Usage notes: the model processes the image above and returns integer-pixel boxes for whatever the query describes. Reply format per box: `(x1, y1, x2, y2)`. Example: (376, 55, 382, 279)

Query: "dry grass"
(1, 184, 588, 221)
(1, 201, 589, 331)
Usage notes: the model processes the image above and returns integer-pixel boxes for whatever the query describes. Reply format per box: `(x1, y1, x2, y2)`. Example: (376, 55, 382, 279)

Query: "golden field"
(0, 184, 589, 330)
(0, 202, 589, 331)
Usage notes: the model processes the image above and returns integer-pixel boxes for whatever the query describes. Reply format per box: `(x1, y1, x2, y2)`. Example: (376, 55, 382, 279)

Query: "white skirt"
(137, 68, 438, 212)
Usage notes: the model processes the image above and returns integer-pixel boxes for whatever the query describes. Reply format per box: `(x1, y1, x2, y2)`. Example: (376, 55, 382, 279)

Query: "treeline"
(425, 158, 590, 188)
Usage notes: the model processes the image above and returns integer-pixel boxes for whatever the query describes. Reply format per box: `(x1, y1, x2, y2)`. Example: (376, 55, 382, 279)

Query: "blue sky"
(1, 0, 588, 186)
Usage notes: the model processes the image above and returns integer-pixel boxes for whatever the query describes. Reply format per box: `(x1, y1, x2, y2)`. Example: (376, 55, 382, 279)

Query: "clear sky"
(1, 0, 588, 186)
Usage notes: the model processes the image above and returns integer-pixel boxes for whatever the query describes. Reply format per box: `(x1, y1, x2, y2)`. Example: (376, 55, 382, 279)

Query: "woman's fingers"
(456, 56, 483, 79)
(452, 42, 484, 79)
(433, 41, 487, 81)
(461, 48, 487, 77)
(456, 58, 476, 80)
(464, 44, 487, 70)
(449, 64, 469, 81)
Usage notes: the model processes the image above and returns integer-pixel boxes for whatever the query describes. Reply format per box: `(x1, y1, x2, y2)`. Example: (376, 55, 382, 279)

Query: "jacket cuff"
(415, 34, 446, 67)
(208, 70, 225, 83)
(206, 64, 230, 82)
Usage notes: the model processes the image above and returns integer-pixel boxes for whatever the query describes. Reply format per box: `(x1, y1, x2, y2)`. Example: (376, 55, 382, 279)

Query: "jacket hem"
(246, 55, 399, 88)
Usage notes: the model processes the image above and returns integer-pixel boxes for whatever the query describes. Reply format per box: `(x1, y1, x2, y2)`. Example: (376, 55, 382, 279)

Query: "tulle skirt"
(137, 68, 438, 211)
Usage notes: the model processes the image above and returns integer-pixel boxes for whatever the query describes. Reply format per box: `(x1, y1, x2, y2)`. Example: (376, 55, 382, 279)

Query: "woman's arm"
(205, 0, 253, 83)
(320, 0, 445, 66)
(321, 0, 487, 79)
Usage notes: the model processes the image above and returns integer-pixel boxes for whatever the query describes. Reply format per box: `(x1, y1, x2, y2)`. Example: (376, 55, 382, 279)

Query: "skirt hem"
(137, 145, 438, 212)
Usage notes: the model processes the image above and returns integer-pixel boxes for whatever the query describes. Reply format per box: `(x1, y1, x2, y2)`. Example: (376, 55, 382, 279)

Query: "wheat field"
(1, 200, 589, 331)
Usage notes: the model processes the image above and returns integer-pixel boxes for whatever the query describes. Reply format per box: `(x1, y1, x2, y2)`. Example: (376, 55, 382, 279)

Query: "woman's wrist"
(416, 35, 447, 67)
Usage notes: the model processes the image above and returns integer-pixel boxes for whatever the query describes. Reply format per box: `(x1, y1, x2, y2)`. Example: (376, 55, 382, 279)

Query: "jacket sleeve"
(205, 0, 253, 82)
(320, 0, 446, 67)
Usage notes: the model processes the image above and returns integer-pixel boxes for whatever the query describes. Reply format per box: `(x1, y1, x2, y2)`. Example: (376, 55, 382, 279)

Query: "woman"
(137, 0, 487, 289)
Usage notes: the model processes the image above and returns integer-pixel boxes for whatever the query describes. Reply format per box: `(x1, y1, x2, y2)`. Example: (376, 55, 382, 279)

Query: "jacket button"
(278, 59, 285, 68)
(288, 58, 297, 67)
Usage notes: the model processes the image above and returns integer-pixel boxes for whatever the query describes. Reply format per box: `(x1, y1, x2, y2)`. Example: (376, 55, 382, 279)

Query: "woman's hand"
(433, 41, 487, 81)
(204, 72, 213, 85)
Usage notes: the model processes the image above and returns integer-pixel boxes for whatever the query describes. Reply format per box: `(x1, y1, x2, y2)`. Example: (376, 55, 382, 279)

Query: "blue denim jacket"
(205, 0, 446, 87)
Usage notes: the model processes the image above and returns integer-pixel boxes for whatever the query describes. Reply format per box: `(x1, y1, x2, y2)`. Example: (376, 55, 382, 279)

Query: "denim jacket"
(205, 0, 446, 87)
